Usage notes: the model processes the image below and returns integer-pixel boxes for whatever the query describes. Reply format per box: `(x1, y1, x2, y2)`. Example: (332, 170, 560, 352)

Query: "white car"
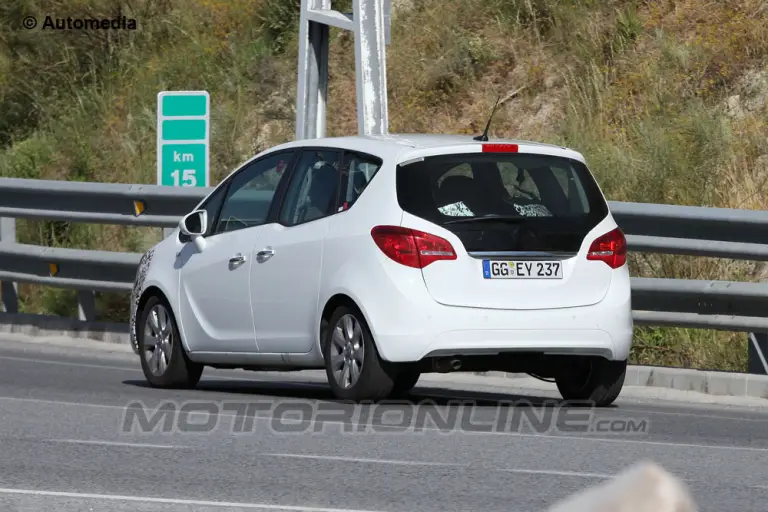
(129, 134, 633, 406)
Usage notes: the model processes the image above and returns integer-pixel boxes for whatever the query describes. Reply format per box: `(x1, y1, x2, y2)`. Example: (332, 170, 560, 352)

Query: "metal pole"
(296, 0, 390, 140)
(77, 290, 96, 322)
(352, 0, 389, 137)
(748, 333, 768, 375)
(296, 0, 331, 140)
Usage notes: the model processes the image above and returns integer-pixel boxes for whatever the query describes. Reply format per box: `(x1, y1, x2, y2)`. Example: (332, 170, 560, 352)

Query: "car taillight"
(370, 225, 457, 269)
(586, 227, 627, 269)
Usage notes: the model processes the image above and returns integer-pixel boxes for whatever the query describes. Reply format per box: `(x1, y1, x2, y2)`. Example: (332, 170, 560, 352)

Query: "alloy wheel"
(143, 303, 173, 376)
(330, 314, 365, 389)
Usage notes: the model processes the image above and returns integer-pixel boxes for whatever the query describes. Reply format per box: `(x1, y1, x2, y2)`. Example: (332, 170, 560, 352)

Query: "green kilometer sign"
(156, 91, 210, 187)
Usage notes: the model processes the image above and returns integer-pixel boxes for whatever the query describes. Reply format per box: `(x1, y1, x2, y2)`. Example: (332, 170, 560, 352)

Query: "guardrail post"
(748, 333, 768, 375)
(0, 217, 19, 314)
(77, 290, 96, 322)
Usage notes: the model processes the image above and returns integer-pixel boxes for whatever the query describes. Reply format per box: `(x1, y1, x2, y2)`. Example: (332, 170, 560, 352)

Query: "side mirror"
(179, 210, 208, 251)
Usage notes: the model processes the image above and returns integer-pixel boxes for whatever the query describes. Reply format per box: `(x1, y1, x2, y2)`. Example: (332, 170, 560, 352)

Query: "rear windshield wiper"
(443, 215, 526, 225)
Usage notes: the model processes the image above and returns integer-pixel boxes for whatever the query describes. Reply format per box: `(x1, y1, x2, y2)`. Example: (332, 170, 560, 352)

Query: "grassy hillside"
(1, 0, 768, 370)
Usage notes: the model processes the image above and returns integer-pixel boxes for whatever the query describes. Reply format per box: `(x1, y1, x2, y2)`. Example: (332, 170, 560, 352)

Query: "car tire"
(555, 357, 626, 407)
(391, 369, 421, 396)
(323, 305, 396, 401)
(138, 295, 203, 389)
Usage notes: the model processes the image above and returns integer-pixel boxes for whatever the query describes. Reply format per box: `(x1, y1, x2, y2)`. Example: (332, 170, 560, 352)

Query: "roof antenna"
(473, 95, 502, 141)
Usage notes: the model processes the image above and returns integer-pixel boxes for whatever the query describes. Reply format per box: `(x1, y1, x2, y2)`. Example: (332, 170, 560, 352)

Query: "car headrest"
(308, 164, 338, 203)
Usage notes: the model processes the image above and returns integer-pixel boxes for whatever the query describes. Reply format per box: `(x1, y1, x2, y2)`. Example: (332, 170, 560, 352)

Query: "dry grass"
(2, 0, 768, 370)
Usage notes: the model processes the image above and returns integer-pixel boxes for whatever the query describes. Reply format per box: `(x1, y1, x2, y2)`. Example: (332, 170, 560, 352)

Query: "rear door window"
(278, 149, 342, 226)
(338, 151, 383, 210)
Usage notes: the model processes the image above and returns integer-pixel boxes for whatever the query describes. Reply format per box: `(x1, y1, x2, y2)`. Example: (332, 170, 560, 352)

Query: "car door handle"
(229, 254, 246, 268)
(256, 247, 275, 261)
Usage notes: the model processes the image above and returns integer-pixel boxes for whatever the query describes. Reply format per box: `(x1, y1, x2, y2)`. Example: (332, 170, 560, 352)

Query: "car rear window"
(396, 152, 609, 252)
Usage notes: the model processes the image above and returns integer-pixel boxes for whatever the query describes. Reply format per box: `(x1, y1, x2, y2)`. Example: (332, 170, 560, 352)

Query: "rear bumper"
(361, 263, 633, 364)
(419, 328, 619, 359)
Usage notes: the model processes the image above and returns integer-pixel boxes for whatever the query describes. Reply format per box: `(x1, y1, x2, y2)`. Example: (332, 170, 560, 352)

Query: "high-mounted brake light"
(586, 227, 627, 269)
(482, 143, 518, 153)
(370, 225, 457, 269)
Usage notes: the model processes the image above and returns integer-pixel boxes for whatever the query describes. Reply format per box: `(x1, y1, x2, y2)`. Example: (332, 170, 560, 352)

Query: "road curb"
(473, 367, 768, 400)
(2, 314, 767, 400)
(0, 313, 128, 345)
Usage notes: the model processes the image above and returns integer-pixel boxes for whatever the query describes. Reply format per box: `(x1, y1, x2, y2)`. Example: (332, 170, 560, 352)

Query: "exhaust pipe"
(433, 357, 462, 373)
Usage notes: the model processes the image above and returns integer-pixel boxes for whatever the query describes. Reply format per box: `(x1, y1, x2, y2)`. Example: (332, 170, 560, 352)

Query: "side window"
(338, 151, 383, 210)
(551, 166, 590, 209)
(278, 150, 341, 226)
(550, 165, 591, 213)
(213, 152, 293, 235)
(178, 183, 227, 243)
(200, 184, 227, 235)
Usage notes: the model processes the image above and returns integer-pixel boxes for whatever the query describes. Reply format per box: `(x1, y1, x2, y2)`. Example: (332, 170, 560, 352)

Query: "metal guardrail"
(0, 177, 208, 228)
(1, 177, 768, 372)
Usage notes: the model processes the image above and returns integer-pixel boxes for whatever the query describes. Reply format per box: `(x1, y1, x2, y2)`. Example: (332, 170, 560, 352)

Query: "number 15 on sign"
(171, 169, 197, 186)
(157, 91, 209, 188)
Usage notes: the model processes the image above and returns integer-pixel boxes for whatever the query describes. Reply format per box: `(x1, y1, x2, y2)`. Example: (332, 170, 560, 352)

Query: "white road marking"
(47, 439, 188, 449)
(611, 406, 768, 422)
(0, 488, 390, 512)
(1, 395, 767, 453)
(500, 468, 610, 479)
(0, 355, 317, 384)
(262, 453, 467, 467)
(0, 395, 417, 434)
(0, 355, 140, 373)
(0, 396, 124, 411)
(266, 454, 611, 479)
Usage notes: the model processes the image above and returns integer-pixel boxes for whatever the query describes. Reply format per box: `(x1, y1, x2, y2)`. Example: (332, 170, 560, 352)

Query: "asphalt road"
(1, 336, 767, 512)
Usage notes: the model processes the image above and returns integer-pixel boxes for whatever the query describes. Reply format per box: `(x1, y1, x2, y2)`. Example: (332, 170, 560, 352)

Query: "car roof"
(268, 133, 584, 161)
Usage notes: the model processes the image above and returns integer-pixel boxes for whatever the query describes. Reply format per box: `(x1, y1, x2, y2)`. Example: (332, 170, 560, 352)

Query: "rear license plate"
(482, 260, 563, 279)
